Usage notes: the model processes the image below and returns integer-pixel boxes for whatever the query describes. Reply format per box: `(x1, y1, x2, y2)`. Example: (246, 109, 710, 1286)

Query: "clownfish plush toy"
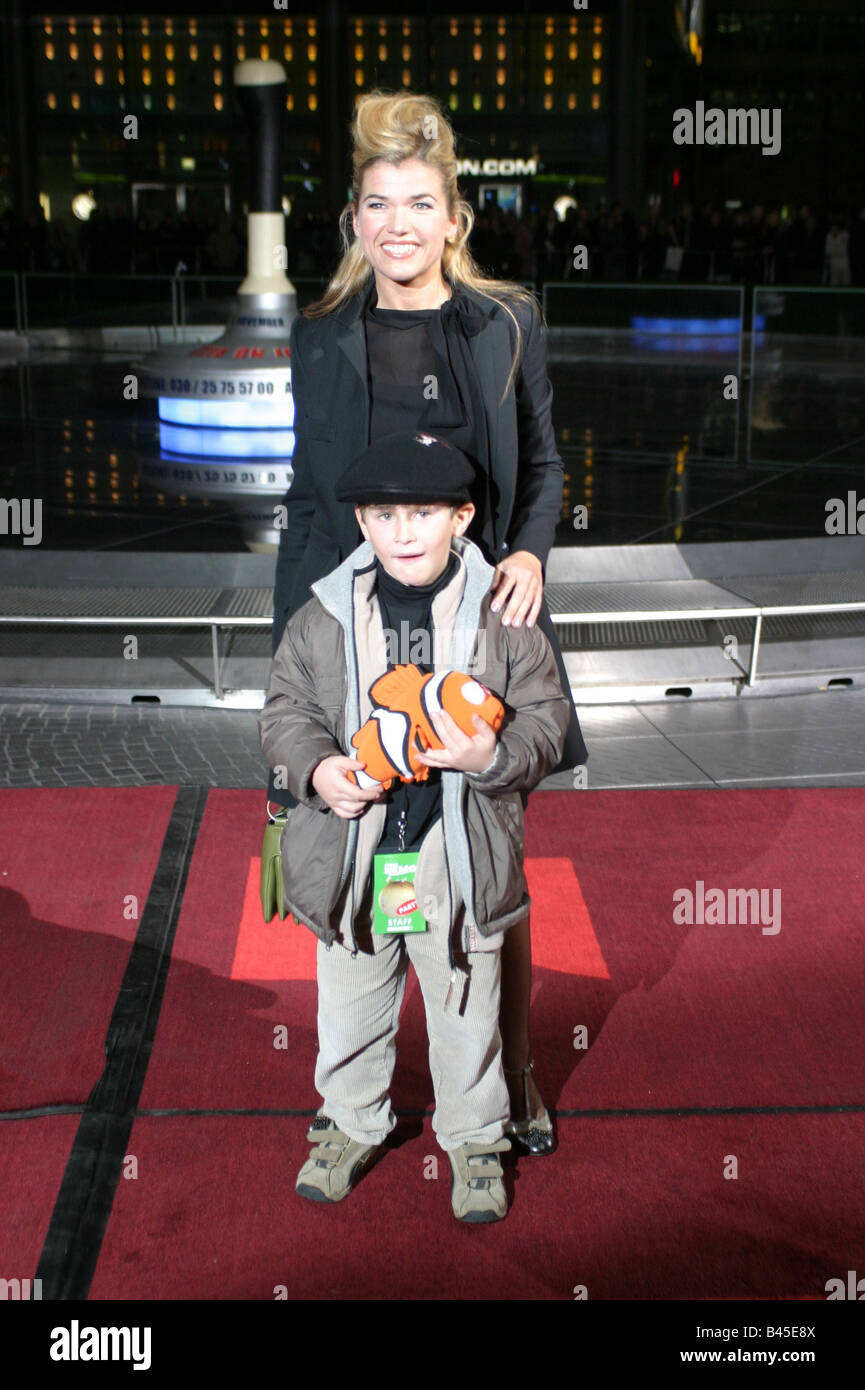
(347, 664, 505, 789)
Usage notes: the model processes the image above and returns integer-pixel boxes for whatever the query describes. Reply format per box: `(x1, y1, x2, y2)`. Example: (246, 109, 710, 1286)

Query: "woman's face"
(352, 157, 458, 296)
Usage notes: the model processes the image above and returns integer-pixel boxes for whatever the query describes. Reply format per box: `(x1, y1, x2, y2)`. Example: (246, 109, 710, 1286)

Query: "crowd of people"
(2, 198, 864, 288)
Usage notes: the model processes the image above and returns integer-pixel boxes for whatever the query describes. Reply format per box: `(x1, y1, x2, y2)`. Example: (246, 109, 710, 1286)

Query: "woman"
(262, 90, 587, 1154)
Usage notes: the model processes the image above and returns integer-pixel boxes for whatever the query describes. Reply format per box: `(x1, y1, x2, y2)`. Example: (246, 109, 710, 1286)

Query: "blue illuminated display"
(631, 317, 742, 334)
(628, 315, 763, 354)
(158, 397, 295, 428)
(159, 422, 296, 458)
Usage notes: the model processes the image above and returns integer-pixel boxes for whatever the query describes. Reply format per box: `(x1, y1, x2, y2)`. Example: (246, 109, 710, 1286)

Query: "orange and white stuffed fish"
(347, 664, 505, 788)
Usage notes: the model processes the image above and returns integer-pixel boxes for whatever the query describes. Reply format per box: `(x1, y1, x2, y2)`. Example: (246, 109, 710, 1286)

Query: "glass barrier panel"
(749, 287, 865, 466)
(542, 283, 744, 461)
(22, 273, 175, 330)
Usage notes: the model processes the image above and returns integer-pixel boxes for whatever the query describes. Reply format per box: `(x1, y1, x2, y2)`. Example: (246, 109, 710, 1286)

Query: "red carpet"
(88, 1111, 864, 1301)
(3, 785, 864, 1300)
(0, 787, 179, 1110)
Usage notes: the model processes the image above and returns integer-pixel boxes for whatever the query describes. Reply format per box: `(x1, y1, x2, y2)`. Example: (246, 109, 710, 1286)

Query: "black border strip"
(34, 784, 208, 1301)
(9, 1102, 864, 1122)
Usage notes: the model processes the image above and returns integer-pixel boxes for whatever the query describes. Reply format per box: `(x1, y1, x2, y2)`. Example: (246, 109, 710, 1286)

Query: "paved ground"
(3, 689, 864, 791)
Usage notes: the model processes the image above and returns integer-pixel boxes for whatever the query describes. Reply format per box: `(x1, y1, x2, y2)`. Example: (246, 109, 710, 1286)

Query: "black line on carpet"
(34, 784, 208, 1301)
(5, 1101, 863, 1122)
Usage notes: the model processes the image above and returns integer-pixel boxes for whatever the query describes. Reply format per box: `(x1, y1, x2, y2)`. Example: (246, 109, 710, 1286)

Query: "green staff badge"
(372, 851, 428, 933)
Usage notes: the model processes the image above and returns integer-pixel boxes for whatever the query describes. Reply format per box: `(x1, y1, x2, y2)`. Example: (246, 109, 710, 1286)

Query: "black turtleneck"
(374, 549, 460, 854)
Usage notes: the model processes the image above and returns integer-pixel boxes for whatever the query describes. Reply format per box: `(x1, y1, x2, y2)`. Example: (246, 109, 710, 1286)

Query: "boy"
(258, 430, 570, 1222)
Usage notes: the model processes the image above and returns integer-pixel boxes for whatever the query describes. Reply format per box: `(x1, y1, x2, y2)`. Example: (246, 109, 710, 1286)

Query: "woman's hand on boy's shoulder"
(416, 710, 498, 775)
(489, 550, 543, 628)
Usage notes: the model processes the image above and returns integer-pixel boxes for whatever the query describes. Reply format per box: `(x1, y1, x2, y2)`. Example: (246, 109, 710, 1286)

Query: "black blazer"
(275, 276, 564, 625)
(272, 273, 587, 768)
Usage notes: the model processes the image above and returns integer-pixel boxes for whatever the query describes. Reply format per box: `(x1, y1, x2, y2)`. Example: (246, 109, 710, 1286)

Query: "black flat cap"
(334, 431, 476, 504)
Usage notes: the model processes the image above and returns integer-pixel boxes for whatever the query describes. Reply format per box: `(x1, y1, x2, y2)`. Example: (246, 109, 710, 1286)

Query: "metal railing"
(2, 582, 864, 699)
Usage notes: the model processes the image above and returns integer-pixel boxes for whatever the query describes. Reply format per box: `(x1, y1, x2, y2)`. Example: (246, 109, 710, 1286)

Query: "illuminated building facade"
(0, 1, 643, 231)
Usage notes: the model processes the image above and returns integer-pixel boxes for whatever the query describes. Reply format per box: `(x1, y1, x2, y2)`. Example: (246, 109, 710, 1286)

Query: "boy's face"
(355, 500, 474, 586)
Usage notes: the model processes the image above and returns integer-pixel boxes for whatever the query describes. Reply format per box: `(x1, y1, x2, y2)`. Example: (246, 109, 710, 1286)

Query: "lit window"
(286, 92, 294, 110)
(591, 92, 600, 109)
(309, 70, 317, 85)
(496, 92, 505, 109)
(592, 67, 601, 85)
(545, 43, 553, 60)
(355, 43, 363, 60)
(143, 68, 151, 86)
(570, 18, 577, 34)
(117, 43, 124, 59)
(260, 20, 269, 36)
(189, 20, 197, 36)
(497, 42, 505, 60)
(450, 19, 458, 37)
(497, 67, 505, 85)
(45, 41, 54, 59)
(309, 20, 316, 35)
(142, 43, 150, 60)
(594, 17, 602, 32)
(308, 93, 317, 110)
(403, 21, 410, 36)
(141, 19, 148, 36)
(355, 68, 364, 85)
(498, 19, 506, 35)
(165, 19, 173, 36)
(544, 67, 553, 85)
(568, 93, 576, 109)
(167, 93, 175, 110)
(214, 69, 222, 86)
(70, 41, 79, 59)
(402, 68, 410, 85)
(474, 19, 482, 36)
(449, 92, 458, 111)
(473, 42, 482, 60)
(44, 19, 52, 34)
(236, 22, 244, 36)
(167, 68, 175, 86)
(449, 67, 458, 85)
(166, 43, 174, 60)
(94, 67, 103, 85)
(402, 44, 410, 60)
(118, 68, 124, 84)
(285, 21, 293, 36)
(93, 42, 102, 59)
(285, 44, 293, 61)
(378, 43, 386, 60)
(71, 91, 80, 108)
(569, 42, 577, 59)
(190, 44, 198, 61)
(472, 92, 481, 110)
(213, 44, 222, 60)
(308, 43, 317, 61)
(69, 19, 77, 35)
(354, 20, 362, 35)
(378, 21, 386, 36)
(545, 19, 554, 35)
(47, 91, 56, 108)
(214, 92, 223, 110)
(237, 45, 245, 60)
(260, 44, 269, 59)
(593, 42, 602, 59)
(543, 92, 552, 109)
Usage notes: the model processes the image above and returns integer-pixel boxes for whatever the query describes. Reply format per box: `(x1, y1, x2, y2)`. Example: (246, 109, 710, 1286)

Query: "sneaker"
(447, 1137, 511, 1223)
(295, 1115, 383, 1203)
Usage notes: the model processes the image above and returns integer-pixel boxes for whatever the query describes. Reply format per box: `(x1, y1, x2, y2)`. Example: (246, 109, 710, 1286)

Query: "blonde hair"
(303, 89, 541, 403)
